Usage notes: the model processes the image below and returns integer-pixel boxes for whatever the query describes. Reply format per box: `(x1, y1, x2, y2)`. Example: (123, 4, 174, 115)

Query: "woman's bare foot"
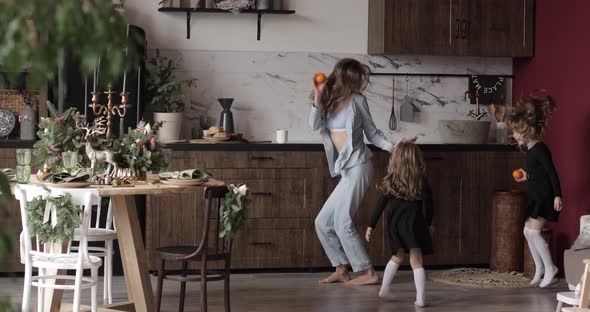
(345, 268, 379, 286)
(319, 266, 351, 284)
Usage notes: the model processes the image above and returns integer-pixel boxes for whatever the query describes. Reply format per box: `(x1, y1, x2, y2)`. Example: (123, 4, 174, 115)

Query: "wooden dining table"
(12, 177, 224, 312)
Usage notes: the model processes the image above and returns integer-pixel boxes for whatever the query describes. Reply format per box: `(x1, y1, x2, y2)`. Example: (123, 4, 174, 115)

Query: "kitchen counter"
(0, 139, 520, 152)
(164, 142, 519, 152)
(0, 139, 36, 149)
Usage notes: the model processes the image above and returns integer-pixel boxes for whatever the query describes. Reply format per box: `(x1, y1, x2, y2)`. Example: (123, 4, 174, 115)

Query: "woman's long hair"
(380, 142, 426, 201)
(506, 91, 557, 141)
(319, 58, 370, 116)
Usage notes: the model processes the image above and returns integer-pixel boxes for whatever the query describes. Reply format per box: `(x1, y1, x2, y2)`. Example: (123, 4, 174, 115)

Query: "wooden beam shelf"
(158, 7, 296, 40)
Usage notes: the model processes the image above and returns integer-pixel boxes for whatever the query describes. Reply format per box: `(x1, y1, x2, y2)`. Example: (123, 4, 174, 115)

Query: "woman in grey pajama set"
(309, 58, 395, 286)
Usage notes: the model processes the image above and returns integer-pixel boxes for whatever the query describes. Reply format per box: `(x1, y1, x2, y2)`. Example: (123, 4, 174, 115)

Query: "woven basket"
(0, 90, 40, 113)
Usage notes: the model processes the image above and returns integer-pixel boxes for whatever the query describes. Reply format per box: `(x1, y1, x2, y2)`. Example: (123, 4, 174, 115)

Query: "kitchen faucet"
(465, 90, 487, 120)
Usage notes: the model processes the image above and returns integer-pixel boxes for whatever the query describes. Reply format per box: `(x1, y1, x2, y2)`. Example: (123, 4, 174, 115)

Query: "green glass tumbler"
(16, 149, 32, 165)
(16, 165, 31, 184)
(62, 151, 78, 171)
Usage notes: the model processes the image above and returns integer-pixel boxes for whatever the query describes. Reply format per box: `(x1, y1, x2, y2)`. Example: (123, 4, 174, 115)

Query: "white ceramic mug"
(276, 129, 288, 144)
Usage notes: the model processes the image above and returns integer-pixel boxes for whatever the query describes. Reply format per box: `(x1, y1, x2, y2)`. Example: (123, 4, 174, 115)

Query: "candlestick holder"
(90, 85, 129, 138)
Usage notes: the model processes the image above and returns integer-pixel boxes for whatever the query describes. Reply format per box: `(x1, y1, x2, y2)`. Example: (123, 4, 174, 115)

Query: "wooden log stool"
(491, 191, 527, 272)
(523, 228, 553, 278)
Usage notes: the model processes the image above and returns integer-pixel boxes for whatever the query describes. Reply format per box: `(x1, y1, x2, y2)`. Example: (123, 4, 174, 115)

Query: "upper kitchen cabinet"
(368, 0, 535, 57)
(459, 0, 534, 57)
(368, 0, 457, 55)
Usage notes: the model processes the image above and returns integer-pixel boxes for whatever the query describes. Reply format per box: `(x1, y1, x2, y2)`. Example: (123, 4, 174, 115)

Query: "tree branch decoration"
(219, 184, 250, 238)
(26, 193, 80, 243)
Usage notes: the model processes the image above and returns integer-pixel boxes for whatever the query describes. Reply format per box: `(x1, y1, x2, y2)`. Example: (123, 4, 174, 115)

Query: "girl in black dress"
(507, 93, 563, 288)
(365, 142, 433, 307)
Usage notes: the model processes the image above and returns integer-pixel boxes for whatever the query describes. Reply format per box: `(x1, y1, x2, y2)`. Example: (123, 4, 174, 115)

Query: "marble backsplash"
(157, 50, 512, 143)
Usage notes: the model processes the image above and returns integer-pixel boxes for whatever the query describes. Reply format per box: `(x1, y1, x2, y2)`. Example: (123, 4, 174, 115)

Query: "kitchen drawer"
(250, 152, 308, 168)
(222, 174, 315, 219)
(202, 151, 250, 169)
(230, 219, 312, 268)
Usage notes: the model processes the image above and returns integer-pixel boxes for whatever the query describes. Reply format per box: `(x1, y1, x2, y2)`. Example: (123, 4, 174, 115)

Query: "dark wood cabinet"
(369, 0, 457, 55)
(0, 147, 528, 272)
(368, 0, 534, 57)
(459, 0, 534, 57)
(145, 149, 527, 270)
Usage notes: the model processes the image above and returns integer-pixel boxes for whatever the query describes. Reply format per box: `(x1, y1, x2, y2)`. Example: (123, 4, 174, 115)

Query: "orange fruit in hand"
(314, 72, 327, 85)
(512, 169, 524, 180)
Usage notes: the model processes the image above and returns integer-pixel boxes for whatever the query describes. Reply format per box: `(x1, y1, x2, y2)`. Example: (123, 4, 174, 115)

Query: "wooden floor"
(0, 271, 566, 311)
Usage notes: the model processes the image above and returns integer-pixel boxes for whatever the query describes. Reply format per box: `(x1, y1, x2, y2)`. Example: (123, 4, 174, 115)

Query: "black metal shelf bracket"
(257, 12, 262, 41)
(158, 7, 295, 41)
(186, 10, 192, 39)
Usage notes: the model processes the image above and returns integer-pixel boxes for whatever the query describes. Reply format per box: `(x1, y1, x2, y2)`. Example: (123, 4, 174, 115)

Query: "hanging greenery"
(27, 193, 80, 243)
(219, 184, 250, 239)
(0, 0, 140, 88)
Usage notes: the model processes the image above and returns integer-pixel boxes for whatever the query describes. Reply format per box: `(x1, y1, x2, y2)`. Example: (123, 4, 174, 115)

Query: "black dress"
(525, 142, 562, 221)
(368, 182, 434, 255)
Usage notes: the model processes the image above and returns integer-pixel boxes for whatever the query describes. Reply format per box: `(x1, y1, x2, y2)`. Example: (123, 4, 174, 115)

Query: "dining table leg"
(110, 195, 155, 312)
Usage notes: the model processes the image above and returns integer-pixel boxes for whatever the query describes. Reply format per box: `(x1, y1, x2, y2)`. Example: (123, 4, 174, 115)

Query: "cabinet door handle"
(462, 19, 469, 39)
(455, 18, 461, 39)
(250, 242, 273, 246)
(251, 156, 273, 161)
(252, 192, 273, 196)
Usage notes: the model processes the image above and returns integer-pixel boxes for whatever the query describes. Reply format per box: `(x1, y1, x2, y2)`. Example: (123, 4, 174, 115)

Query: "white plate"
(160, 179, 206, 186)
(43, 182, 93, 188)
(0, 109, 16, 137)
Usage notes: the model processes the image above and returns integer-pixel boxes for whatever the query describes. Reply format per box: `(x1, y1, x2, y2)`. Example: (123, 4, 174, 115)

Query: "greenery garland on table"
(27, 193, 80, 243)
(112, 122, 170, 176)
(33, 103, 88, 173)
(219, 184, 250, 239)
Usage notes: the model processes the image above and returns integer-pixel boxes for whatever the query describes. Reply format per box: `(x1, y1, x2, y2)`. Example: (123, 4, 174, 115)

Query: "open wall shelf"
(158, 7, 296, 40)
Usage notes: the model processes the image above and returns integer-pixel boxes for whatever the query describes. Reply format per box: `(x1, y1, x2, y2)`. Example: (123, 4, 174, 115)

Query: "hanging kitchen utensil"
(399, 76, 414, 122)
(497, 105, 506, 122)
(489, 104, 498, 122)
(389, 78, 397, 130)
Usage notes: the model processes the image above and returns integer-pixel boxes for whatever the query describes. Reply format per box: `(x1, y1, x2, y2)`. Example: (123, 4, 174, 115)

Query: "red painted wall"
(513, 0, 590, 267)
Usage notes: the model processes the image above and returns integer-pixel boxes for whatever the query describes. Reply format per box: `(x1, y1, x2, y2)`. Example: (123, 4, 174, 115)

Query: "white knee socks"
(379, 260, 399, 298)
(379, 261, 427, 306)
(523, 228, 544, 284)
(524, 228, 558, 287)
(413, 268, 426, 307)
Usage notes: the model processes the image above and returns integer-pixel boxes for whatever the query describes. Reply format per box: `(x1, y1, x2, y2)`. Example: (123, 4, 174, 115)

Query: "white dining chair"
(15, 184, 103, 312)
(70, 198, 116, 304)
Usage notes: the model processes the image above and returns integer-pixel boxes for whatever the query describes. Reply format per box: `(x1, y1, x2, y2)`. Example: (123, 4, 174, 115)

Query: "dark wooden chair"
(155, 186, 232, 312)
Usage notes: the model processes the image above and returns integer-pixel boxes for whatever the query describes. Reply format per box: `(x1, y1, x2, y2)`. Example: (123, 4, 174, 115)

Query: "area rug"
(429, 268, 532, 288)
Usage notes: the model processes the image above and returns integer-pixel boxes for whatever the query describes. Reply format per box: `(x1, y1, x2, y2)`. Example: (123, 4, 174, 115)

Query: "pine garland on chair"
(27, 193, 81, 243)
(219, 184, 250, 239)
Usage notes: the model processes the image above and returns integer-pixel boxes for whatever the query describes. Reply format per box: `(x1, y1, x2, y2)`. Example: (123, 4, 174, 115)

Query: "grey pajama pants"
(315, 160, 374, 272)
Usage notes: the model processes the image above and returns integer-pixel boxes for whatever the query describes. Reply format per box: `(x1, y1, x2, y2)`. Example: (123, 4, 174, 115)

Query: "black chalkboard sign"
(468, 75, 506, 105)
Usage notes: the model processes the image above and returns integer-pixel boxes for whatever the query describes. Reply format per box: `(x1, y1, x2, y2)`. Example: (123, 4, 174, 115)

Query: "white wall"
(125, 0, 369, 53)
(123, 1, 513, 143)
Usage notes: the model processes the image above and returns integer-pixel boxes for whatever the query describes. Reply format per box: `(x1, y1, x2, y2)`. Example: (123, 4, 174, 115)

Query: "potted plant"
(145, 50, 196, 142)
